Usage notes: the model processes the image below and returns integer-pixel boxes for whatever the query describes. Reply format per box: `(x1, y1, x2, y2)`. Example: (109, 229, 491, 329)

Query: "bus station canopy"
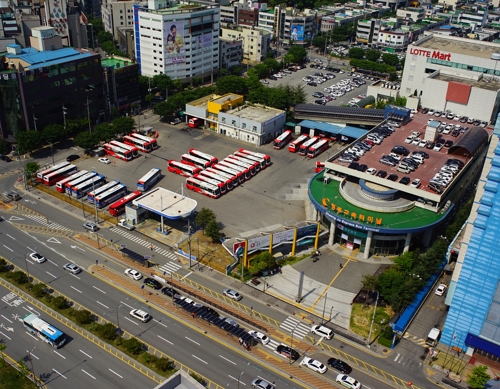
(132, 187, 197, 220)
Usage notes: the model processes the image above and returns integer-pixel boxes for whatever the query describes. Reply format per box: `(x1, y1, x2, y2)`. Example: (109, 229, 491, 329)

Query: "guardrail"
(1, 351, 47, 389)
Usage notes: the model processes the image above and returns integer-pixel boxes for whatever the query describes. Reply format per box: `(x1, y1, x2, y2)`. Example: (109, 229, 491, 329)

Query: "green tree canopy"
(263, 58, 281, 73)
(0, 138, 10, 155)
(205, 220, 222, 242)
(112, 117, 135, 136)
(24, 161, 39, 181)
(365, 49, 381, 62)
(15, 130, 43, 154)
(467, 365, 490, 389)
(195, 208, 217, 231)
(382, 53, 399, 66)
(349, 47, 365, 60)
(312, 35, 326, 48)
(152, 74, 173, 94)
(42, 123, 66, 143)
(74, 131, 98, 150)
(215, 75, 248, 95)
(287, 45, 307, 63)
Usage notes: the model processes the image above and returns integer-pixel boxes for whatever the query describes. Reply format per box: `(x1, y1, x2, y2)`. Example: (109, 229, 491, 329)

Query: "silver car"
(251, 378, 274, 389)
(223, 289, 242, 301)
(63, 263, 82, 274)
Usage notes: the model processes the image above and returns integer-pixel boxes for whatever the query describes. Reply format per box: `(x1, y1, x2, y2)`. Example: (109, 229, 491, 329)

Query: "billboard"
(164, 21, 185, 65)
(291, 25, 304, 42)
(196, 33, 213, 50)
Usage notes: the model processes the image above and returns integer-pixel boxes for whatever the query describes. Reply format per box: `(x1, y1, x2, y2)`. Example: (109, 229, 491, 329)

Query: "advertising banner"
(165, 21, 185, 65)
(248, 235, 271, 251)
(291, 25, 304, 42)
(273, 229, 295, 244)
(296, 224, 317, 239)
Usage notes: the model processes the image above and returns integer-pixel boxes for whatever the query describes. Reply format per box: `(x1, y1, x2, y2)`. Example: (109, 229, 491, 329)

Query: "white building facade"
(101, 0, 135, 39)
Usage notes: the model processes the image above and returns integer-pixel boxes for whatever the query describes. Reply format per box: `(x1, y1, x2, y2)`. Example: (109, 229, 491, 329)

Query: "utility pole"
(46, 141, 55, 166)
(322, 293, 328, 325)
(62, 105, 67, 130)
(86, 97, 92, 133)
(367, 291, 380, 347)
(187, 218, 192, 268)
(33, 114, 38, 131)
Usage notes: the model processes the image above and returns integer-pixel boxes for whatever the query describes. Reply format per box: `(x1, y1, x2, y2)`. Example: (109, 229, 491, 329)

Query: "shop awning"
(285, 122, 296, 127)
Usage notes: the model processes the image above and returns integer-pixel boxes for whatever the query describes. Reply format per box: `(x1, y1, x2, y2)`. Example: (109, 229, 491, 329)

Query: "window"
(231, 120, 236, 125)
(408, 75, 413, 81)
(406, 87, 411, 94)
(242, 123, 246, 129)
(252, 126, 257, 132)
(221, 117, 226, 123)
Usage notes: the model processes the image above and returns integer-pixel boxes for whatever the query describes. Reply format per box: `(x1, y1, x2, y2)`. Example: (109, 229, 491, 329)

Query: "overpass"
(293, 104, 385, 126)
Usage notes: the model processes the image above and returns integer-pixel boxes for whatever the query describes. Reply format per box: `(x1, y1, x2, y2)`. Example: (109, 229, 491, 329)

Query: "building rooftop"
(5, 47, 93, 70)
(434, 73, 500, 92)
(211, 93, 241, 105)
(415, 35, 500, 59)
(132, 187, 197, 220)
(101, 57, 136, 69)
(226, 104, 283, 122)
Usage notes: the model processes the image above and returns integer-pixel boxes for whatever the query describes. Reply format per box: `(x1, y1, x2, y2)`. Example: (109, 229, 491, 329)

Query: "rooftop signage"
(409, 48, 451, 61)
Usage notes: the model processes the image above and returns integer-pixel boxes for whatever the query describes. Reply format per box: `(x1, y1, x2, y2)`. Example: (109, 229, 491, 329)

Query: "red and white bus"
(37, 161, 70, 182)
(288, 134, 309, 153)
(103, 143, 133, 161)
(110, 140, 139, 158)
(199, 170, 233, 191)
(109, 190, 142, 216)
(64, 172, 97, 194)
(206, 167, 239, 188)
(137, 168, 161, 191)
(56, 170, 89, 193)
(130, 133, 158, 150)
(181, 154, 211, 170)
(186, 177, 221, 199)
(42, 164, 78, 186)
(299, 136, 320, 156)
(273, 130, 292, 150)
(87, 180, 121, 204)
(219, 160, 251, 181)
(123, 135, 152, 153)
(95, 184, 127, 209)
(228, 154, 260, 173)
(194, 174, 226, 194)
(233, 151, 266, 170)
(212, 164, 244, 184)
(188, 149, 218, 166)
(225, 156, 257, 175)
(70, 175, 106, 199)
(168, 160, 202, 177)
(238, 149, 271, 166)
(307, 138, 329, 158)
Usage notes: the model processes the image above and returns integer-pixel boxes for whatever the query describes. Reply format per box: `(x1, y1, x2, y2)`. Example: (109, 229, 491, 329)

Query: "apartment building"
(220, 25, 270, 63)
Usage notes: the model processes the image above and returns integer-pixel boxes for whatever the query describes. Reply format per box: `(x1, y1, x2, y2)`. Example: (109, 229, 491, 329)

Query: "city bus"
(168, 160, 202, 177)
(87, 180, 121, 204)
(42, 164, 78, 186)
(228, 154, 260, 173)
(36, 161, 70, 182)
(212, 163, 244, 184)
(137, 168, 162, 191)
(307, 138, 329, 158)
(225, 156, 257, 176)
(206, 167, 238, 188)
(288, 134, 309, 153)
(185, 177, 221, 199)
(110, 140, 139, 158)
(273, 130, 292, 150)
(219, 160, 251, 181)
(109, 190, 142, 216)
(22, 313, 66, 348)
(103, 143, 133, 161)
(238, 149, 271, 166)
(181, 154, 211, 170)
(56, 170, 89, 193)
(123, 135, 152, 153)
(70, 175, 106, 198)
(130, 133, 158, 150)
(299, 136, 320, 156)
(188, 148, 218, 166)
(95, 184, 127, 208)
(233, 151, 267, 170)
(64, 172, 97, 194)
(199, 169, 233, 191)
(194, 173, 227, 194)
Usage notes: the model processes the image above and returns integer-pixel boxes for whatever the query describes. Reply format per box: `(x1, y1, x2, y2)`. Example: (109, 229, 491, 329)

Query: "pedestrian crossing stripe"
(158, 262, 182, 275)
(110, 228, 177, 260)
(23, 214, 71, 231)
(279, 316, 310, 339)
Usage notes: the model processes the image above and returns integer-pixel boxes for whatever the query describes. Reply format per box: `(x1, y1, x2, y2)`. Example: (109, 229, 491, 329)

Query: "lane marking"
(185, 337, 200, 345)
(47, 237, 61, 244)
(228, 375, 246, 385)
(54, 350, 66, 359)
(180, 272, 192, 281)
(219, 355, 236, 365)
(2, 245, 13, 252)
(9, 216, 24, 221)
(96, 301, 109, 309)
(153, 319, 168, 328)
(71, 286, 82, 293)
(82, 369, 96, 379)
(25, 331, 38, 341)
(46, 271, 57, 279)
(93, 286, 106, 294)
(27, 351, 39, 360)
(26, 259, 34, 265)
(1, 315, 13, 323)
(120, 301, 133, 309)
(52, 368, 67, 379)
(192, 355, 208, 364)
(80, 350, 93, 359)
(0, 330, 11, 340)
(71, 274, 81, 280)
(109, 369, 123, 378)
(158, 335, 173, 345)
(47, 259, 58, 266)
(6, 234, 15, 240)
(124, 317, 139, 325)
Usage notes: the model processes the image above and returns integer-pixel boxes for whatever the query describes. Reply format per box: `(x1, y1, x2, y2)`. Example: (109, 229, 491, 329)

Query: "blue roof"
(6, 47, 92, 70)
(297, 120, 368, 139)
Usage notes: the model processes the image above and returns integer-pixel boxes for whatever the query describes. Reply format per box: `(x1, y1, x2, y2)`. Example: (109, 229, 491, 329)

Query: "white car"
(248, 330, 270, 345)
(259, 79, 269, 84)
(433, 144, 444, 152)
(366, 168, 376, 175)
(63, 263, 81, 274)
(435, 284, 447, 296)
(125, 268, 142, 280)
(29, 252, 46, 263)
(98, 157, 110, 164)
(223, 289, 242, 301)
(300, 357, 327, 374)
(411, 138, 421, 145)
(130, 309, 152, 322)
(410, 178, 421, 188)
(311, 325, 334, 339)
(336, 374, 361, 389)
(404, 136, 414, 144)
(411, 131, 421, 137)
(418, 139, 428, 148)
(428, 109, 436, 115)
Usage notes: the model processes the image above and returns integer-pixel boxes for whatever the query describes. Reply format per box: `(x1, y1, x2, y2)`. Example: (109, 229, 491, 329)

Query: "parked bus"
(233, 151, 266, 170)
(307, 138, 329, 158)
(288, 134, 309, 153)
(103, 143, 133, 161)
(225, 156, 257, 175)
(123, 135, 152, 153)
(95, 184, 127, 208)
(186, 177, 221, 198)
(219, 160, 251, 181)
(130, 133, 158, 150)
(137, 168, 161, 191)
(213, 163, 244, 184)
(206, 167, 239, 188)
(109, 190, 142, 216)
(194, 173, 227, 194)
(273, 130, 292, 150)
(87, 180, 120, 204)
(181, 154, 211, 170)
(228, 154, 260, 173)
(168, 160, 202, 177)
(56, 170, 89, 193)
(64, 172, 97, 194)
(37, 161, 70, 182)
(299, 136, 320, 156)
(110, 140, 139, 158)
(70, 175, 106, 198)
(199, 170, 233, 191)
(42, 164, 78, 186)
(238, 149, 271, 166)
(188, 148, 218, 166)
(22, 313, 66, 348)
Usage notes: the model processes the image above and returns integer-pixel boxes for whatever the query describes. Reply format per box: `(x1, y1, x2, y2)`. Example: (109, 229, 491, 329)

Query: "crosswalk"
(402, 332, 429, 348)
(263, 339, 281, 351)
(110, 227, 177, 260)
(279, 316, 310, 339)
(23, 214, 72, 232)
(158, 261, 182, 276)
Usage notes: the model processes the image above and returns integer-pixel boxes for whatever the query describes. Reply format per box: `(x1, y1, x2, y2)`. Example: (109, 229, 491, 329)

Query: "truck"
(188, 118, 203, 128)
(118, 219, 135, 230)
(426, 328, 441, 346)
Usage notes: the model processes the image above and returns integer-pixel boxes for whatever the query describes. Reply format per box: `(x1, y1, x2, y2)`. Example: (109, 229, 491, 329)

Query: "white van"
(397, 165, 412, 174)
(311, 325, 334, 340)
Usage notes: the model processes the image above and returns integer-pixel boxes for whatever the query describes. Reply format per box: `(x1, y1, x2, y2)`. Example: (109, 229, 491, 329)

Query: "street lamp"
(329, 306, 334, 321)
(33, 114, 38, 131)
(290, 323, 299, 364)
(237, 370, 244, 389)
(26, 346, 38, 387)
(322, 293, 328, 325)
(104, 304, 123, 333)
(194, 238, 200, 269)
(62, 105, 67, 130)
(367, 290, 379, 347)
(46, 141, 55, 166)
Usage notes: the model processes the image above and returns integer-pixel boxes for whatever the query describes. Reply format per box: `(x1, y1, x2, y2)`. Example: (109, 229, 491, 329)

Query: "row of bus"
(273, 130, 330, 158)
(102, 133, 158, 161)
(168, 148, 271, 199)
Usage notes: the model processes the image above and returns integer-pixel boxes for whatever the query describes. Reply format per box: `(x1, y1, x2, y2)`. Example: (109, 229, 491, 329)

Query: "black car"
(426, 142, 436, 150)
(276, 345, 300, 361)
(444, 140, 454, 148)
(268, 75, 277, 80)
(161, 287, 179, 297)
(357, 164, 368, 172)
(307, 82, 318, 87)
(392, 146, 410, 156)
(401, 158, 419, 168)
(421, 107, 429, 114)
(348, 162, 360, 169)
(413, 151, 429, 159)
(399, 176, 411, 185)
(387, 174, 398, 181)
(327, 358, 352, 374)
(144, 278, 162, 290)
(66, 154, 80, 162)
(451, 129, 460, 137)
(1, 155, 11, 162)
(315, 99, 326, 105)
(376, 170, 387, 178)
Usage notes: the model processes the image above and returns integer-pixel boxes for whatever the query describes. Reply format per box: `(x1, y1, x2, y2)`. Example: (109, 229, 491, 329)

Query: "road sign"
(120, 244, 127, 248)
(144, 255, 151, 260)
(233, 241, 246, 255)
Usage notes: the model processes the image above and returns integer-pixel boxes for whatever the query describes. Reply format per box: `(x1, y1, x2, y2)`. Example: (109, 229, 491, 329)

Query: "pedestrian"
(150, 244, 154, 251)
(340, 263, 343, 269)
(246, 344, 250, 351)
(191, 312, 195, 318)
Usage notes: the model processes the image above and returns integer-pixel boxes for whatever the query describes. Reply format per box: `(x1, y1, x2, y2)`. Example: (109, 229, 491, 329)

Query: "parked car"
(435, 283, 448, 296)
(328, 358, 353, 374)
(300, 357, 327, 374)
(144, 278, 162, 290)
(125, 268, 143, 281)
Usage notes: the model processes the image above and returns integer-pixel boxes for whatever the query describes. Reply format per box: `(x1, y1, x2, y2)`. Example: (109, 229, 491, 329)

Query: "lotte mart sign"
(409, 48, 451, 61)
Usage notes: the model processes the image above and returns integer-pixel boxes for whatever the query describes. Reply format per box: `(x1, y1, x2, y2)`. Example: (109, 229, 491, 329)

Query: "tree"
(0, 138, 10, 156)
(74, 131, 97, 151)
(349, 47, 364, 60)
(17, 357, 30, 382)
(382, 53, 399, 66)
(42, 123, 66, 143)
(361, 274, 379, 303)
(249, 64, 269, 80)
(287, 45, 307, 63)
(263, 58, 280, 73)
(389, 72, 398, 82)
(97, 322, 118, 341)
(122, 337, 143, 355)
(74, 310, 93, 325)
(467, 365, 490, 389)
(24, 162, 39, 184)
(195, 208, 216, 231)
(173, 79, 184, 92)
(205, 220, 222, 242)
(112, 117, 135, 136)
(31, 283, 47, 298)
(52, 296, 69, 310)
(365, 49, 381, 62)
(312, 35, 326, 48)
(93, 123, 115, 143)
(0, 344, 6, 367)
(155, 357, 171, 372)
(152, 74, 173, 94)
(216, 75, 248, 95)
(15, 130, 43, 154)
(283, 53, 294, 67)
